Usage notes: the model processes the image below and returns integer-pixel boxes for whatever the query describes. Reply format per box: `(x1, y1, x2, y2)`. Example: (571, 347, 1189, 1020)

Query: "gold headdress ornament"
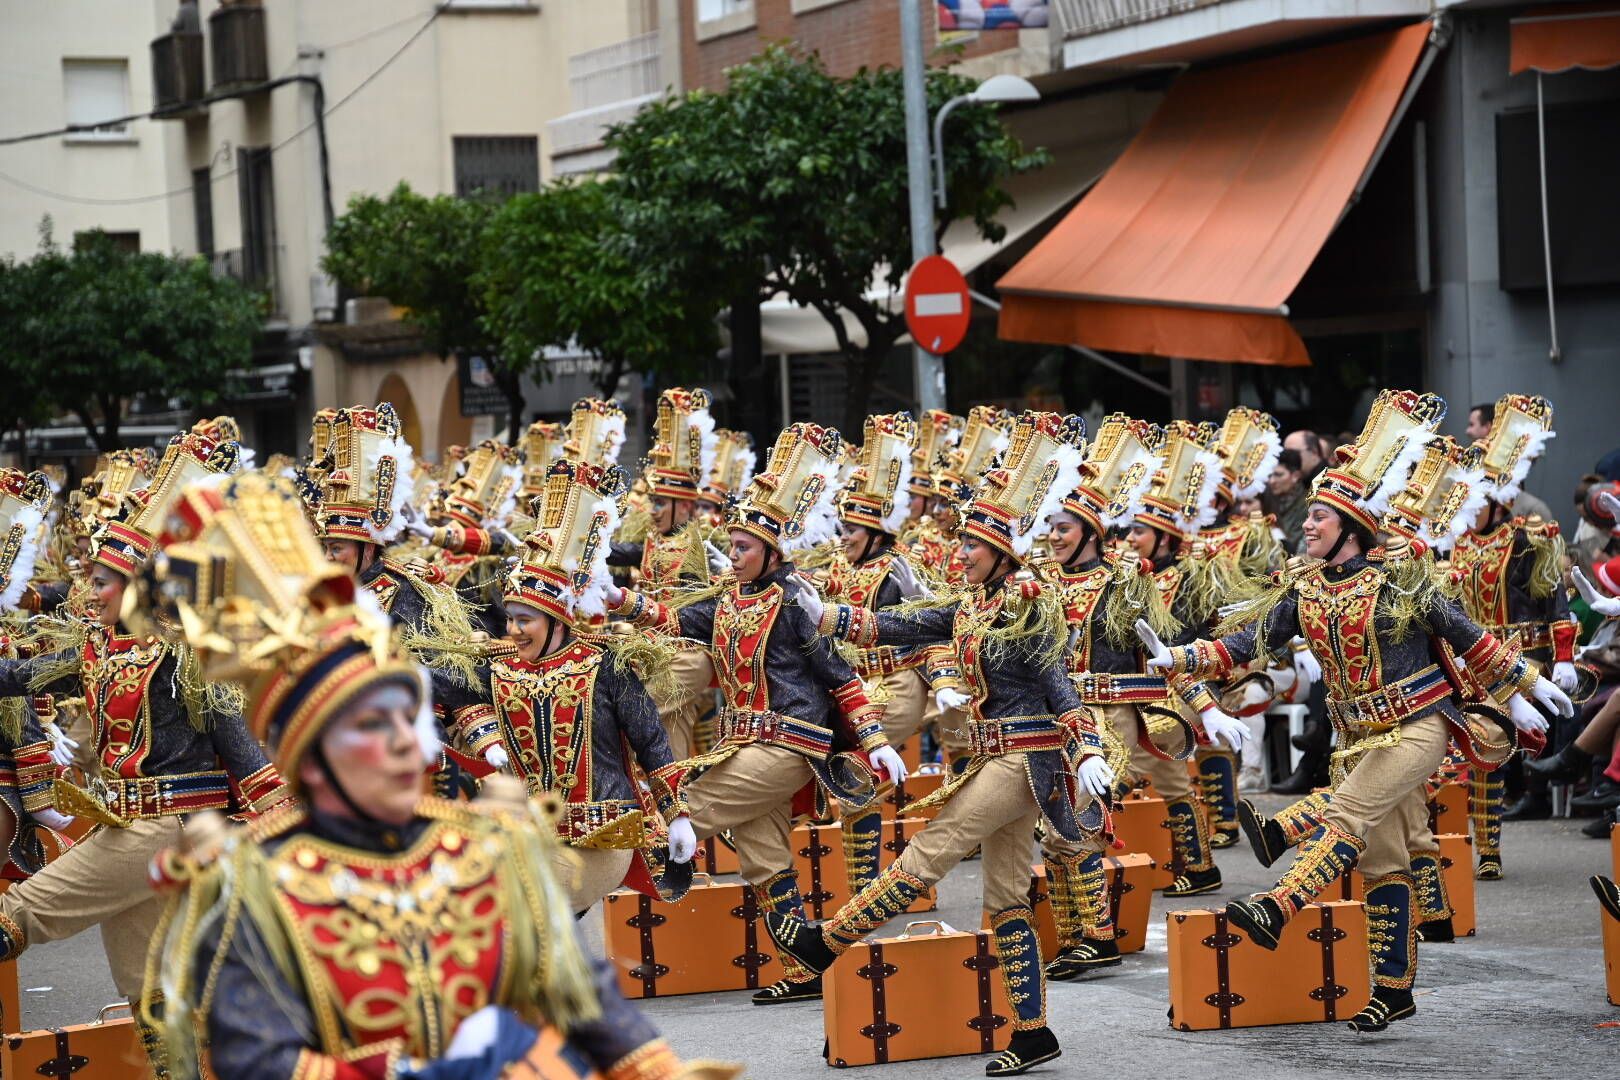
(936, 406, 1013, 508)
(1308, 389, 1448, 535)
(703, 428, 756, 504)
(91, 431, 241, 578)
(1062, 413, 1166, 535)
(314, 402, 418, 545)
(519, 420, 566, 498)
(1383, 435, 1491, 553)
(67, 448, 156, 540)
(441, 438, 522, 530)
(960, 411, 1088, 559)
(0, 469, 51, 612)
(562, 397, 627, 468)
(1478, 393, 1554, 506)
(506, 460, 628, 623)
(1212, 407, 1282, 502)
(1135, 420, 1223, 541)
(839, 412, 918, 536)
(644, 388, 718, 501)
(728, 422, 844, 555)
(910, 409, 965, 499)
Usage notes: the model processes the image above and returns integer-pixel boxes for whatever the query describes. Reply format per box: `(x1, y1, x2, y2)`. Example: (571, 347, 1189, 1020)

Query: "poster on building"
(938, 1, 1049, 30)
(457, 353, 508, 417)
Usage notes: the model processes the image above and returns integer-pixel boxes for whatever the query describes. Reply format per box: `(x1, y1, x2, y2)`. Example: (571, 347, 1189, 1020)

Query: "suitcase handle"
(96, 1002, 133, 1024)
(896, 919, 956, 938)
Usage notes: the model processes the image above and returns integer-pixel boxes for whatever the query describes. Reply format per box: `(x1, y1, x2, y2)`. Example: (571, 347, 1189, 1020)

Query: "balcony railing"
(1053, 0, 1215, 39)
(568, 31, 661, 111)
(212, 244, 284, 317)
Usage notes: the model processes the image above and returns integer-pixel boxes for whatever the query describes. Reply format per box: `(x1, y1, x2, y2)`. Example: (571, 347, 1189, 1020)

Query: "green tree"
(5, 228, 260, 452)
(0, 255, 56, 462)
(321, 184, 528, 437)
(608, 45, 1046, 434)
(478, 179, 716, 401)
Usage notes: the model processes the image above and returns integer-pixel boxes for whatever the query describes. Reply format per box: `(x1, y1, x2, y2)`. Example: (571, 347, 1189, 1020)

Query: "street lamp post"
(933, 74, 1041, 208)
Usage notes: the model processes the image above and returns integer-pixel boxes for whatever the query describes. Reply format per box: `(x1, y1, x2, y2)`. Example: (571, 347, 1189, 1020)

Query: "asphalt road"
(16, 799, 1619, 1078)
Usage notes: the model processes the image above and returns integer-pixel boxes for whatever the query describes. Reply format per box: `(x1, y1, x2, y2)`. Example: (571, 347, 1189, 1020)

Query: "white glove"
(498, 528, 522, 551)
(45, 724, 79, 768)
(1552, 660, 1580, 693)
(1136, 618, 1173, 671)
(1506, 693, 1550, 735)
(890, 558, 932, 600)
(1077, 755, 1115, 799)
(788, 574, 825, 626)
(934, 687, 971, 712)
(483, 744, 510, 771)
(667, 816, 697, 865)
(1531, 675, 1575, 718)
(704, 541, 731, 576)
(869, 744, 909, 785)
(399, 502, 433, 540)
(29, 807, 74, 832)
(1290, 638, 1322, 684)
(1573, 568, 1620, 617)
(1199, 707, 1248, 752)
(445, 1005, 505, 1061)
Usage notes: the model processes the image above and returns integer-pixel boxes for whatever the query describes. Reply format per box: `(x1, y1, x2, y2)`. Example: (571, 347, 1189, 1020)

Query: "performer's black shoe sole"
(1225, 897, 1283, 951)
(752, 974, 822, 1005)
(1237, 799, 1287, 868)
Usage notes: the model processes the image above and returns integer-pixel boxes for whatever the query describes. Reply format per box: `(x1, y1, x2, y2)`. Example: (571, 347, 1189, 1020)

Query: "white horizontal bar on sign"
(913, 293, 964, 317)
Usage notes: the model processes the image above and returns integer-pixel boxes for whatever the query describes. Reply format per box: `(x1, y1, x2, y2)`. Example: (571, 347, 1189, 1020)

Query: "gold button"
(295, 848, 319, 869)
(357, 953, 381, 977)
(442, 830, 462, 852)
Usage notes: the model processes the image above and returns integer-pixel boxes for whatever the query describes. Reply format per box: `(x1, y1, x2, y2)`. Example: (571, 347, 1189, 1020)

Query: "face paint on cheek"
(326, 726, 397, 770)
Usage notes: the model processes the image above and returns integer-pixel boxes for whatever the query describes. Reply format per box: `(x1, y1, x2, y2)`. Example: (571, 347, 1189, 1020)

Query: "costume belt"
(543, 797, 645, 849)
(1489, 622, 1553, 653)
(715, 709, 834, 761)
(89, 767, 234, 819)
(964, 715, 1067, 758)
(1068, 671, 1169, 706)
(1325, 665, 1450, 732)
(855, 645, 923, 678)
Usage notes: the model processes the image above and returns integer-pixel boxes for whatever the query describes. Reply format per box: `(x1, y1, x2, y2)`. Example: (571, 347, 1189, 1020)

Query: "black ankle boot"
(1347, 986, 1416, 1032)
(1238, 800, 1288, 867)
(1045, 937, 1121, 981)
(1164, 865, 1222, 898)
(1592, 875, 1620, 922)
(1417, 916, 1454, 943)
(1503, 791, 1552, 821)
(1225, 896, 1284, 951)
(985, 1027, 1060, 1076)
(1527, 742, 1593, 782)
(1271, 753, 1325, 795)
(753, 974, 822, 1005)
(764, 914, 837, 974)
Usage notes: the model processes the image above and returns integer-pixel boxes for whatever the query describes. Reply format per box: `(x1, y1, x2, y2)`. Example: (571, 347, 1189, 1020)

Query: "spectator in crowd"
(1572, 475, 1618, 569)
(1265, 448, 1309, 554)
(1282, 430, 1327, 485)
(1466, 401, 1556, 521)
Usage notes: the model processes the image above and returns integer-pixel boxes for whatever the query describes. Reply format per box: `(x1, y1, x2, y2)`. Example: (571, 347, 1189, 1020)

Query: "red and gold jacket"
(1448, 515, 1576, 664)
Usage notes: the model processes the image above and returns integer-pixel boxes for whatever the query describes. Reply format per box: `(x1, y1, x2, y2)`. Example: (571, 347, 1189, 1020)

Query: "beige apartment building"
(1, 0, 678, 467)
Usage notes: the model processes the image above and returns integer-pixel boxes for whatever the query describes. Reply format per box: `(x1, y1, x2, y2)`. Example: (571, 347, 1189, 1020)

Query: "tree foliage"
(478, 179, 716, 400)
(608, 45, 1047, 433)
(0, 227, 260, 452)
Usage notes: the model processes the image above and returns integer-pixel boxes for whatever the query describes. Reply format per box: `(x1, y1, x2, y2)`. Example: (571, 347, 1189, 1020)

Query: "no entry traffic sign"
(904, 255, 971, 356)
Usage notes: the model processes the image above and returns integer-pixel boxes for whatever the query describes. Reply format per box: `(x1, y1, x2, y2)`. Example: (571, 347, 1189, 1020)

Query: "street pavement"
(17, 797, 1620, 1077)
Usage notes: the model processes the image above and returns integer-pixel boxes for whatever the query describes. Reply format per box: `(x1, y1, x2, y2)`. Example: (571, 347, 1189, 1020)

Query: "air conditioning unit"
(210, 1, 269, 92)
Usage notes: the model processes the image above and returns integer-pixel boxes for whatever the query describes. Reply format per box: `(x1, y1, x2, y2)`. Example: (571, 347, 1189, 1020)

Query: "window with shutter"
(452, 136, 541, 197)
(62, 59, 132, 141)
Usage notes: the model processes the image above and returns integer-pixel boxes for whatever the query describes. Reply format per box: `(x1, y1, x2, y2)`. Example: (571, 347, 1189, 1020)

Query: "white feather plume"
(690, 408, 718, 490)
(784, 451, 843, 556)
(568, 490, 624, 620)
(1102, 442, 1164, 531)
(485, 463, 523, 527)
(364, 433, 418, 545)
(1180, 448, 1226, 535)
(1016, 441, 1086, 557)
(0, 504, 45, 612)
(1236, 429, 1281, 500)
(600, 413, 626, 465)
(1491, 426, 1555, 505)
(880, 447, 914, 535)
(734, 447, 757, 490)
(1420, 460, 1493, 553)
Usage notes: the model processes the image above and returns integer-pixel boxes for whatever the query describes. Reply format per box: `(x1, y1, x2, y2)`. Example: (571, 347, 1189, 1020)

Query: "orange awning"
(1510, 3, 1620, 75)
(997, 23, 1433, 367)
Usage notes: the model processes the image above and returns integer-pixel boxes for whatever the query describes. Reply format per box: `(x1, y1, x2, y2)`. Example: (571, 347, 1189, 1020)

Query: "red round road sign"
(904, 255, 971, 356)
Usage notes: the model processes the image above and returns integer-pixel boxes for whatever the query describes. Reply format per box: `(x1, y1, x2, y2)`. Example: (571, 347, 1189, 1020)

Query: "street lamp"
(933, 74, 1040, 208)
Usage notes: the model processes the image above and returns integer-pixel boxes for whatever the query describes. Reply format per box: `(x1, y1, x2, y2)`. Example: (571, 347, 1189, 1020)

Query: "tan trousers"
(659, 648, 716, 762)
(1324, 715, 1450, 877)
(0, 817, 179, 998)
(684, 744, 813, 883)
(554, 846, 634, 913)
(878, 668, 931, 746)
(893, 753, 1038, 913)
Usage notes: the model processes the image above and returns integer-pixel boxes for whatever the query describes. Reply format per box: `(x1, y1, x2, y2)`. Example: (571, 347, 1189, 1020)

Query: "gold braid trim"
(673, 519, 712, 584)
(605, 1040, 682, 1080)
(1240, 515, 1285, 580)
(617, 507, 654, 545)
(23, 616, 89, 693)
(1102, 558, 1180, 647)
(396, 572, 484, 688)
(1375, 549, 1447, 644)
(597, 631, 681, 705)
(1175, 553, 1228, 629)
(1522, 522, 1565, 601)
(177, 643, 245, 732)
(663, 576, 733, 613)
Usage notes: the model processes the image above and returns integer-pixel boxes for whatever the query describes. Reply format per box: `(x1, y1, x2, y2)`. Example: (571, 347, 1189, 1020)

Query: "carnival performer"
(145, 470, 733, 1080)
(606, 389, 728, 759)
(0, 432, 292, 1075)
(899, 408, 964, 578)
(432, 459, 696, 913)
(696, 428, 756, 529)
(767, 411, 1116, 1077)
(1446, 394, 1577, 878)
(603, 422, 908, 1007)
(1137, 390, 1574, 1033)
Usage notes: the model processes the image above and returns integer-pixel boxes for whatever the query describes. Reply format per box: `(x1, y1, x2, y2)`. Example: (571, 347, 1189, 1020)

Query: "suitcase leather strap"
(626, 895, 669, 997)
(1307, 905, 1348, 1020)
(1106, 860, 1133, 945)
(1201, 913, 1245, 1028)
(883, 818, 907, 859)
(963, 931, 1007, 1051)
(37, 1030, 89, 1076)
(729, 889, 769, 989)
(802, 828, 833, 919)
(857, 942, 900, 1061)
